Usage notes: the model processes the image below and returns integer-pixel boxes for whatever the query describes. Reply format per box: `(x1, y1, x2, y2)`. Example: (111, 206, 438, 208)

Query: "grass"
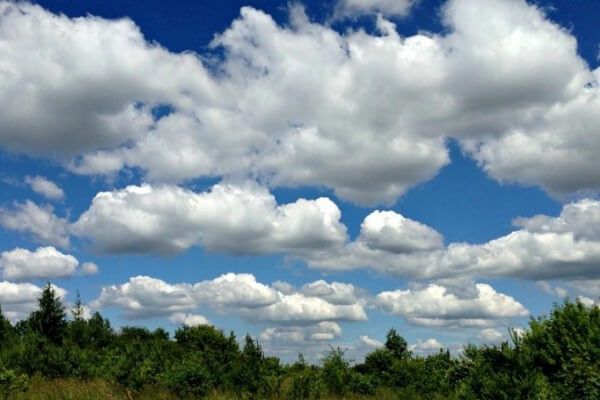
(9, 377, 447, 400)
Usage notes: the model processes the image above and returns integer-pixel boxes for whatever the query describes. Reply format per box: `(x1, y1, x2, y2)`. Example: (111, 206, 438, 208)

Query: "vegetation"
(0, 284, 598, 399)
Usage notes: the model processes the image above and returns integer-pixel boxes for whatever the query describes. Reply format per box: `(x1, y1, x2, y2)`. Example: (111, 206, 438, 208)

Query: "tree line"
(0, 284, 599, 399)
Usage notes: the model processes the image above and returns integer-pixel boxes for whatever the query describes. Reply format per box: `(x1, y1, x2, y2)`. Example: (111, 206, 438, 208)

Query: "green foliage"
(0, 294, 598, 399)
(321, 346, 352, 395)
(27, 283, 67, 345)
(522, 299, 600, 399)
(0, 367, 28, 399)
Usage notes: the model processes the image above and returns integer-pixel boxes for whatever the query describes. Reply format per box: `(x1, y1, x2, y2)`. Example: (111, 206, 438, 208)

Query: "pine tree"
(28, 283, 67, 345)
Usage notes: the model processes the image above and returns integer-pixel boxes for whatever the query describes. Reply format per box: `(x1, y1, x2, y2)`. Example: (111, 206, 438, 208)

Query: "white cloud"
(409, 338, 443, 354)
(73, 182, 346, 255)
(0, 1, 214, 155)
(2, 0, 599, 204)
(91, 276, 197, 319)
(80, 262, 99, 276)
(375, 282, 528, 327)
(299, 280, 363, 305)
(193, 273, 279, 308)
(334, 0, 416, 18)
(91, 273, 367, 324)
(169, 312, 211, 327)
(25, 176, 64, 200)
(307, 199, 600, 282)
(358, 210, 443, 253)
(0, 246, 79, 281)
(259, 321, 342, 345)
(537, 281, 568, 298)
(478, 328, 504, 343)
(241, 292, 367, 323)
(577, 296, 598, 307)
(0, 281, 67, 322)
(0, 201, 70, 248)
(567, 280, 600, 297)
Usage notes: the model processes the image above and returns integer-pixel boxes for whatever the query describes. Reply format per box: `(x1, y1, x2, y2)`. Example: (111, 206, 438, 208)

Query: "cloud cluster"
(409, 338, 443, 355)
(259, 322, 342, 345)
(91, 273, 367, 324)
(0, 246, 97, 281)
(1, 0, 597, 204)
(169, 312, 211, 327)
(0, 201, 70, 248)
(307, 199, 600, 282)
(375, 283, 528, 328)
(73, 182, 346, 255)
(333, 0, 417, 19)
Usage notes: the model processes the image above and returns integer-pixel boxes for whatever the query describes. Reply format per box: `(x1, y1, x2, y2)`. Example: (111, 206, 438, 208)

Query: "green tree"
(523, 299, 600, 399)
(385, 328, 409, 359)
(27, 283, 67, 345)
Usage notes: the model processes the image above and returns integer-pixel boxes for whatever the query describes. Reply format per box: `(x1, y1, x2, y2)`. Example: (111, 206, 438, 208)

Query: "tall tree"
(28, 283, 67, 344)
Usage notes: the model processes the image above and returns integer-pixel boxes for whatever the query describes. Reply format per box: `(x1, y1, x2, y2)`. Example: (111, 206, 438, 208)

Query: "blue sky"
(0, 0, 599, 361)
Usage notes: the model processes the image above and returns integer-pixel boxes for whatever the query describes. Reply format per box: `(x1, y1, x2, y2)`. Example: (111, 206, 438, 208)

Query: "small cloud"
(169, 312, 211, 327)
(80, 262, 99, 276)
(25, 176, 64, 201)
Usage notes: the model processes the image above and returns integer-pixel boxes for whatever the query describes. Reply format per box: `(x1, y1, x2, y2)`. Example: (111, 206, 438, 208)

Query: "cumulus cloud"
(307, 199, 600, 282)
(0, 281, 67, 322)
(91, 273, 367, 324)
(299, 280, 364, 305)
(375, 282, 528, 327)
(91, 276, 197, 319)
(1, 0, 597, 204)
(25, 176, 64, 200)
(0, 246, 81, 281)
(478, 328, 504, 343)
(73, 182, 346, 255)
(333, 0, 416, 19)
(0, 1, 214, 155)
(260, 321, 342, 345)
(80, 262, 99, 276)
(193, 273, 279, 309)
(0, 201, 70, 248)
(169, 312, 211, 326)
(358, 211, 444, 253)
(409, 338, 443, 355)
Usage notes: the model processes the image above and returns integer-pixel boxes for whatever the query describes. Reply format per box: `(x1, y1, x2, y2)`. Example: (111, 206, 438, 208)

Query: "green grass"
(8, 377, 446, 400)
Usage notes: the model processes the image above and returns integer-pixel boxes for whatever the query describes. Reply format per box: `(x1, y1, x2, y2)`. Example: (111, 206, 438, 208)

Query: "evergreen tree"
(28, 283, 67, 345)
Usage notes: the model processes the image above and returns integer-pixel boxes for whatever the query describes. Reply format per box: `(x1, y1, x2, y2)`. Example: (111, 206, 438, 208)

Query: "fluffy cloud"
(299, 280, 364, 305)
(193, 273, 279, 308)
(409, 338, 443, 355)
(308, 199, 600, 282)
(25, 176, 64, 200)
(1, 0, 596, 204)
(0, 1, 214, 155)
(0, 246, 81, 280)
(478, 328, 504, 343)
(375, 283, 528, 327)
(91, 276, 197, 319)
(0, 0, 595, 204)
(259, 321, 342, 345)
(73, 182, 346, 255)
(334, 0, 416, 18)
(91, 273, 367, 324)
(241, 293, 367, 323)
(0, 201, 70, 248)
(0, 281, 67, 322)
(358, 211, 443, 253)
(169, 312, 211, 327)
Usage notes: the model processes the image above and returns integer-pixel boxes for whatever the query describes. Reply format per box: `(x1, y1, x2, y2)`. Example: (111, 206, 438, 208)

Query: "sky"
(0, 0, 599, 362)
